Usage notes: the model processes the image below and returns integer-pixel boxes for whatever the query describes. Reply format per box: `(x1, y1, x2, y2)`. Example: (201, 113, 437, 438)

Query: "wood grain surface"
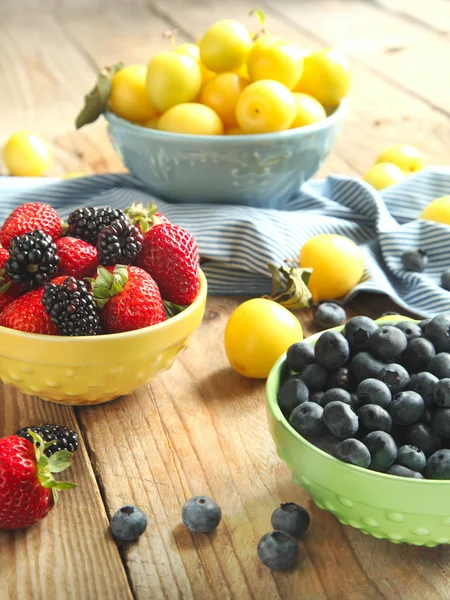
(0, 1, 449, 599)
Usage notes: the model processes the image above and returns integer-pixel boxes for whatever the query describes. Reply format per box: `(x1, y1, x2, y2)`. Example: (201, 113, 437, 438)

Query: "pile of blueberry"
(278, 312, 450, 479)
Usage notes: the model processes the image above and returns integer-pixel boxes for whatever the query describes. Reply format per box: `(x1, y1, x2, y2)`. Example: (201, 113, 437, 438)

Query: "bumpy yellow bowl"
(0, 270, 207, 405)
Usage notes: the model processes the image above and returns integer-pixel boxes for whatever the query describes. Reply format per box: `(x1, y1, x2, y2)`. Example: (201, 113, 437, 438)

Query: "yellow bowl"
(0, 270, 207, 405)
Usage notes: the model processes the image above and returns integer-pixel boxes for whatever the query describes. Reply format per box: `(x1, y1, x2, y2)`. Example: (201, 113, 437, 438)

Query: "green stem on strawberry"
(265, 263, 313, 310)
(163, 300, 188, 319)
(0, 269, 12, 294)
(89, 265, 129, 309)
(124, 201, 163, 233)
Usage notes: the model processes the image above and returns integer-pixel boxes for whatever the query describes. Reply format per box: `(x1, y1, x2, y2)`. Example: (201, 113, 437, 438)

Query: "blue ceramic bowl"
(105, 101, 347, 208)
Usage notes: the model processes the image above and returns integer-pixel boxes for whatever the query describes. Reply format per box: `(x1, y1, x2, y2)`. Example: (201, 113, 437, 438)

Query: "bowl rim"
(104, 99, 348, 143)
(0, 269, 207, 344)
(266, 315, 448, 486)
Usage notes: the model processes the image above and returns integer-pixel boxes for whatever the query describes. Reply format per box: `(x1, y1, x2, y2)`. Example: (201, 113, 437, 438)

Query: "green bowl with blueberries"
(266, 313, 450, 547)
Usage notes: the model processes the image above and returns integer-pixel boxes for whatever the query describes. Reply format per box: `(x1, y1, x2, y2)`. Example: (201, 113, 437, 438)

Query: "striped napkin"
(1, 167, 449, 317)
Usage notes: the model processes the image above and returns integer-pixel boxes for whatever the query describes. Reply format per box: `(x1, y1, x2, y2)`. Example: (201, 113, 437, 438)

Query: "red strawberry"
(137, 223, 200, 305)
(56, 237, 98, 279)
(0, 276, 65, 334)
(91, 265, 165, 333)
(0, 430, 76, 530)
(0, 202, 62, 248)
(0, 247, 9, 268)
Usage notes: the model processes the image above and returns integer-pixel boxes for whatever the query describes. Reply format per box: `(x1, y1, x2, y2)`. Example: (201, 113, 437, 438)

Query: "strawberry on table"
(56, 237, 99, 279)
(0, 202, 62, 248)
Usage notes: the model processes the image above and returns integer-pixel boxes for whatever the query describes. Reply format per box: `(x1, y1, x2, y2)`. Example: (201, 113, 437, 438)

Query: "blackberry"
(5, 230, 59, 288)
(67, 206, 125, 245)
(14, 424, 79, 457)
(97, 218, 144, 265)
(42, 277, 101, 336)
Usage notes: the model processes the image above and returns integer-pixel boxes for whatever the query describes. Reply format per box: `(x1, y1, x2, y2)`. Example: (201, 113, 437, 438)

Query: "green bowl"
(266, 316, 450, 547)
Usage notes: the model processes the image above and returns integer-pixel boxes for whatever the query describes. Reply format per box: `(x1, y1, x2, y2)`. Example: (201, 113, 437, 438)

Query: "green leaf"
(37, 454, 49, 470)
(267, 263, 312, 309)
(249, 7, 266, 26)
(55, 481, 78, 490)
(0, 279, 11, 294)
(75, 62, 124, 129)
(48, 450, 74, 473)
(267, 263, 281, 298)
(163, 300, 188, 319)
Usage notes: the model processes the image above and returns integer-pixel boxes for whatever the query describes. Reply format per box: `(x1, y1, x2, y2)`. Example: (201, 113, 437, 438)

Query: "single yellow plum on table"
(420, 196, 450, 225)
(363, 162, 405, 191)
(376, 144, 424, 174)
(290, 93, 327, 128)
(236, 80, 296, 134)
(146, 52, 202, 113)
(158, 103, 224, 135)
(173, 43, 201, 62)
(224, 298, 303, 379)
(247, 36, 305, 90)
(295, 48, 351, 107)
(3, 131, 52, 176)
(109, 65, 159, 123)
(199, 72, 248, 129)
(199, 19, 252, 73)
(299, 234, 365, 302)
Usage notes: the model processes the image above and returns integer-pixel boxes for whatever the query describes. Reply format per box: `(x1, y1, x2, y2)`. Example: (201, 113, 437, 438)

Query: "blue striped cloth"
(1, 168, 449, 317)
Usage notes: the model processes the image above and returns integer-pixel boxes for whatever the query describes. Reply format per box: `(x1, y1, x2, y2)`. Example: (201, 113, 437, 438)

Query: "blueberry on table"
(343, 316, 378, 352)
(408, 371, 439, 406)
(277, 377, 309, 417)
(387, 464, 424, 478)
(314, 331, 350, 370)
(351, 352, 386, 383)
(357, 378, 392, 410)
(111, 506, 148, 542)
(390, 391, 425, 426)
(401, 337, 436, 373)
(395, 321, 423, 342)
(363, 431, 397, 472)
(298, 363, 328, 392)
(428, 353, 450, 379)
(442, 269, 450, 292)
(377, 363, 410, 394)
(286, 342, 315, 373)
(336, 438, 371, 468)
(425, 449, 450, 479)
(424, 313, 450, 353)
(323, 401, 359, 439)
(326, 367, 354, 392)
(431, 408, 450, 438)
(321, 388, 353, 407)
(368, 326, 408, 361)
(182, 496, 222, 533)
(257, 531, 299, 571)
(404, 423, 442, 456)
(271, 503, 310, 539)
(401, 249, 428, 272)
(396, 445, 426, 472)
(357, 404, 393, 433)
(313, 303, 346, 329)
(289, 402, 324, 437)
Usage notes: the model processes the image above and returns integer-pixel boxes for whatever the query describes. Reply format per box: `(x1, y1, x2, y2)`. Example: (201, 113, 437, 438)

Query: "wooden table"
(1, 1, 449, 599)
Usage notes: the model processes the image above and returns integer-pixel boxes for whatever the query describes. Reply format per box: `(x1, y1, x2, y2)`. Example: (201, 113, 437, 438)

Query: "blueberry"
(408, 371, 439, 406)
(377, 363, 410, 394)
(442, 269, 450, 292)
(363, 431, 397, 472)
(344, 316, 378, 351)
(257, 531, 299, 571)
(286, 342, 315, 373)
(419, 318, 431, 335)
(308, 433, 341, 456)
(321, 388, 352, 407)
(351, 352, 386, 383)
(357, 404, 393, 433)
(323, 401, 359, 439)
(357, 378, 392, 409)
(431, 408, 450, 438)
(395, 321, 423, 341)
(425, 449, 450, 479)
(401, 248, 428, 272)
(381, 311, 400, 317)
(277, 376, 309, 417)
(310, 391, 324, 405)
(428, 353, 450, 379)
(424, 313, 450, 352)
(401, 337, 436, 373)
(396, 445, 426, 472)
(335, 438, 371, 468)
(111, 505, 148, 542)
(350, 392, 359, 409)
(404, 423, 442, 456)
(368, 326, 408, 361)
(298, 363, 328, 392)
(387, 464, 423, 478)
(326, 367, 354, 392)
(390, 391, 424, 426)
(422, 408, 433, 426)
(289, 402, 324, 438)
(182, 496, 222, 533)
(314, 303, 346, 329)
(434, 378, 450, 408)
(271, 503, 310, 538)
(314, 331, 350, 369)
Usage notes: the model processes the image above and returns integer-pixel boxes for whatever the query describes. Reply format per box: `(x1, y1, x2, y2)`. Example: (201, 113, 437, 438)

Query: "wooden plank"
(0, 385, 132, 600)
(375, 0, 450, 34)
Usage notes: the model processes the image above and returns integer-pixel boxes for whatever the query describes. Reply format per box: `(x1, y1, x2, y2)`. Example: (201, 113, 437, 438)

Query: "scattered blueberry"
(431, 408, 450, 439)
(271, 503, 310, 538)
(357, 378, 392, 410)
(310, 391, 324, 405)
(425, 449, 450, 479)
(343, 316, 378, 351)
(314, 331, 350, 369)
(387, 464, 423, 478)
(314, 303, 346, 329)
(401, 337, 436, 373)
(336, 438, 371, 468)
(277, 377, 309, 417)
(357, 404, 393, 433)
(326, 367, 354, 392)
(363, 431, 397, 472)
(394, 321, 423, 341)
(321, 388, 353, 407)
(368, 326, 408, 361)
(404, 423, 442, 456)
(377, 363, 410, 394)
(182, 496, 222, 533)
(424, 313, 450, 352)
(442, 269, 450, 292)
(396, 445, 426, 472)
(289, 402, 324, 438)
(286, 342, 316, 373)
(299, 363, 328, 392)
(434, 378, 450, 408)
(390, 391, 424, 426)
(111, 505, 148, 542)
(408, 371, 439, 406)
(428, 353, 450, 379)
(401, 248, 428, 272)
(257, 531, 299, 571)
(351, 352, 386, 383)
(323, 401, 359, 439)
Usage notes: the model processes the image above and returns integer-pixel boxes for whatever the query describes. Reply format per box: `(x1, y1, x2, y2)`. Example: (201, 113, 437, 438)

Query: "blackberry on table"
(5, 230, 59, 288)
(97, 218, 144, 265)
(14, 424, 79, 457)
(67, 206, 125, 246)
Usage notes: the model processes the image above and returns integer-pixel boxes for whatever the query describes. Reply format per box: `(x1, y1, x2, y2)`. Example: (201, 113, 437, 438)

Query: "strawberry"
(137, 223, 200, 305)
(56, 237, 99, 279)
(0, 247, 20, 314)
(0, 247, 9, 268)
(0, 202, 62, 248)
(91, 265, 165, 333)
(0, 430, 76, 530)
(123, 201, 170, 233)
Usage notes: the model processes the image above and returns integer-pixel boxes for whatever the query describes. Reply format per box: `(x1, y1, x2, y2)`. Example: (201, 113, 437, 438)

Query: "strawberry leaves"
(75, 62, 124, 129)
(90, 265, 129, 309)
(124, 201, 163, 233)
